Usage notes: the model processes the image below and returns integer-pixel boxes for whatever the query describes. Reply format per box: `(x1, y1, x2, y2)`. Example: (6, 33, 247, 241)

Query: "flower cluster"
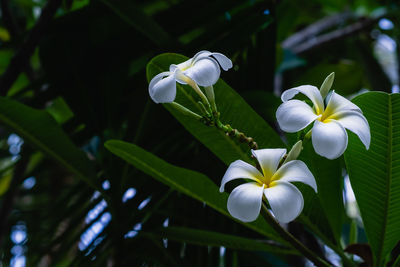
(149, 51, 371, 224)
(149, 51, 232, 104)
(276, 84, 370, 159)
(220, 148, 317, 223)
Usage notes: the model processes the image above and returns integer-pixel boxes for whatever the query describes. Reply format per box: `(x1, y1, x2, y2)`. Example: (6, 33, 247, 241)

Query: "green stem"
(177, 72, 210, 108)
(293, 129, 312, 153)
(170, 102, 203, 120)
(304, 129, 312, 140)
(299, 215, 355, 267)
(215, 120, 258, 149)
(260, 205, 331, 267)
(192, 82, 211, 108)
(177, 76, 257, 150)
(205, 85, 218, 114)
(293, 131, 355, 266)
(198, 101, 211, 117)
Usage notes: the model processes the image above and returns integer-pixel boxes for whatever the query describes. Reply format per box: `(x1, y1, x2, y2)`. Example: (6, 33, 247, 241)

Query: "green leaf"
(300, 142, 344, 244)
(7, 73, 29, 97)
(146, 53, 284, 165)
(241, 90, 282, 126)
(46, 97, 74, 124)
(150, 226, 297, 255)
(344, 92, 400, 266)
(105, 140, 285, 243)
(0, 50, 13, 72)
(0, 173, 12, 196)
(71, 0, 90, 11)
(146, 53, 343, 251)
(393, 254, 400, 267)
(0, 97, 97, 189)
(349, 220, 358, 245)
(0, 156, 16, 196)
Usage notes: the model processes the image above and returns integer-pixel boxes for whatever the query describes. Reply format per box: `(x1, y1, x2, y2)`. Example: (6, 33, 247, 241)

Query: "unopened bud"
(320, 72, 335, 99)
(283, 140, 303, 165)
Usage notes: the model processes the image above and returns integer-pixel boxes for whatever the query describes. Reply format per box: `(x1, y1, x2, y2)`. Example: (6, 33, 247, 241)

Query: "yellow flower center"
(315, 104, 338, 124)
(262, 180, 278, 188)
(256, 171, 281, 189)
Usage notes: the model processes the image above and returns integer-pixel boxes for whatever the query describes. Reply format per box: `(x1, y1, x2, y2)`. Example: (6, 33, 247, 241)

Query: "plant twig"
(282, 11, 353, 49)
(215, 120, 258, 150)
(290, 16, 381, 55)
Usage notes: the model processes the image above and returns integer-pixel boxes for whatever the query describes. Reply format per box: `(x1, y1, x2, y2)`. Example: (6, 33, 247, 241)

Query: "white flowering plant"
(105, 51, 400, 267)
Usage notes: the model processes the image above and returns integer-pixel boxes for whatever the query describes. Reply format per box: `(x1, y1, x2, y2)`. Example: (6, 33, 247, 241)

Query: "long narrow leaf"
(300, 143, 344, 244)
(150, 226, 297, 255)
(105, 140, 285, 243)
(345, 92, 400, 266)
(0, 97, 97, 189)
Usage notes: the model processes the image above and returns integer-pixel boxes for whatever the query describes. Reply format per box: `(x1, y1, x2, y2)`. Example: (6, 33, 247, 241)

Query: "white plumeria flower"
(220, 149, 317, 223)
(276, 85, 371, 159)
(148, 51, 232, 103)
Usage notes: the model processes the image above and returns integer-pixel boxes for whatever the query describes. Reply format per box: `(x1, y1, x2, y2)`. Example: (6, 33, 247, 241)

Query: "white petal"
(251, 149, 286, 179)
(281, 85, 324, 115)
(335, 111, 371, 149)
(174, 68, 189, 85)
(149, 71, 171, 91)
(273, 160, 317, 192)
(209, 53, 233, 71)
(183, 58, 220, 87)
(148, 72, 176, 103)
(264, 181, 304, 223)
(220, 160, 263, 192)
(227, 182, 264, 222)
(324, 91, 361, 115)
(312, 120, 348, 159)
(169, 64, 179, 73)
(191, 51, 214, 63)
(191, 50, 211, 61)
(276, 100, 319, 132)
(192, 51, 232, 70)
(175, 58, 193, 72)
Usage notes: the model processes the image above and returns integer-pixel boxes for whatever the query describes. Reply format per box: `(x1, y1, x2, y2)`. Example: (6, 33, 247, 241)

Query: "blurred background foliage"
(0, 0, 399, 266)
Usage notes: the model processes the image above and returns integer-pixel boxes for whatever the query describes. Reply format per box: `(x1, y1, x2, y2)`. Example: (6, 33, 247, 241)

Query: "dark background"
(0, 0, 398, 266)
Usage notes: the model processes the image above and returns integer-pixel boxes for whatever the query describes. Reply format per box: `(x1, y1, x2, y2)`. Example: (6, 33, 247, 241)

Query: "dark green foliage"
(105, 140, 284, 242)
(345, 92, 400, 266)
(0, 0, 399, 266)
